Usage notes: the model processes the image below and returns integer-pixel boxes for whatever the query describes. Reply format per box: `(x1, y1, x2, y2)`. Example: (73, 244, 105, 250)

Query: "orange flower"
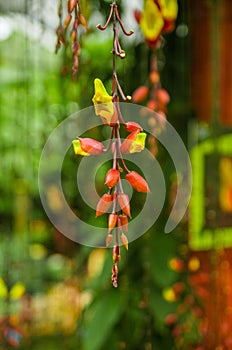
(126, 171, 150, 193)
(117, 193, 131, 217)
(96, 194, 114, 217)
(105, 169, 120, 188)
(120, 131, 147, 154)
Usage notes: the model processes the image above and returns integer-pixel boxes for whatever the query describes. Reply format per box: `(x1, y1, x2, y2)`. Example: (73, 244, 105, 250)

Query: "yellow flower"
(92, 78, 114, 124)
(140, 0, 164, 46)
(130, 132, 147, 153)
(72, 140, 89, 156)
(120, 132, 147, 154)
(158, 0, 178, 21)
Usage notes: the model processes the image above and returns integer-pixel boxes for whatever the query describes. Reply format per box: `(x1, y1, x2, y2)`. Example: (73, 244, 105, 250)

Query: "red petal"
(105, 169, 120, 188)
(68, 0, 78, 13)
(119, 214, 128, 232)
(134, 9, 141, 24)
(120, 131, 139, 154)
(78, 138, 103, 155)
(108, 213, 118, 232)
(124, 122, 143, 133)
(117, 193, 131, 217)
(157, 88, 170, 105)
(96, 193, 113, 217)
(132, 86, 149, 103)
(125, 171, 150, 193)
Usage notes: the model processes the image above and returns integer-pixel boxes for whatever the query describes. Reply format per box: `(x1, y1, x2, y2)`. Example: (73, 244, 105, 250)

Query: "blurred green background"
(0, 1, 200, 349)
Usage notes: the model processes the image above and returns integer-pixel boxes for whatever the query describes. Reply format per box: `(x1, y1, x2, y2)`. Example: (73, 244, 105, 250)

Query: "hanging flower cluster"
(132, 55, 169, 128)
(72, 2, 150, 288)
(132, 0, 178, 155)
(55, 0, 87, 77)
(135, 0, 178, 48)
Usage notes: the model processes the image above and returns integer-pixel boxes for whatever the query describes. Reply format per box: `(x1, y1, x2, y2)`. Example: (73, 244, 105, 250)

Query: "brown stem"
(103, 127, 114, 153)
(115, 102, 126, 124)
(96, 4, 114, 30)
(113, 72, 128, 101)
(115, 6, 134, 36)
(115, 127, 130, 173)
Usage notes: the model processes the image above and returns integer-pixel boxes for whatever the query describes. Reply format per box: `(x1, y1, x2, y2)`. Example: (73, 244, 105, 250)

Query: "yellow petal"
(158, 0, 178, 21)
(140, 0, 164, 41)
(72, 140, 89, 156)
(10, 282, 25, 300)
(0, 278, 8, 299)
(92, 78, 114, 122)
(130, 132, 147, 153)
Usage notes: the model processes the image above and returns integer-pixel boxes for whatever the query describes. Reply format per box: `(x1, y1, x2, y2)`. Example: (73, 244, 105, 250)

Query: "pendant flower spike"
(72, 1, 150, 288)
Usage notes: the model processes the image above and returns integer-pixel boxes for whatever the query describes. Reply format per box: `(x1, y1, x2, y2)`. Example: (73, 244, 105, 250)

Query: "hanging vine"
(72, 1, 150, 287)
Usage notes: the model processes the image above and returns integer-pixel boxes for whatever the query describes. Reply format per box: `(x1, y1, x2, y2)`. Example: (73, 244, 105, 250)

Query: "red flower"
(132, 86, 149, 103)
(117, 193, 131, 217)
(96, 193, 113, 217)
(78, 138, 103, 155)
(108, 213, 118, 232)
(125, 171, 150, 193)
(124, 122, 143, 133)
(105, 169, 120, 188)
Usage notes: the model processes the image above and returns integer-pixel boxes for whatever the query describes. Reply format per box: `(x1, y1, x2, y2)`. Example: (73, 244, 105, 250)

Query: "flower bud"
(117, 193, 131, 217)
(120, 233, 128, 250)
(96, 194, 113, 217)
(134, 9, 141, 24)
(78, 138, 103, 155)
(132, 86, 149, 103)
(111, 262, 118, 288)
(157, 88, 170, 105)
(106, 233, 113, 247)
(71, 30, 77, 42)
(119, 214, 128, 232)
(149, 71, 160, 84)
(125, 171, 150, 193)
(108, 213, 117, 232)
(68, 0, 78, 13)
(124, 122, 143, 133)
(105, 169, 120, 188)
(64, 14, 72, 29)
(147, 99, 157, 111)
(112, 244, 120, 263)
(79, 14, 87, 28)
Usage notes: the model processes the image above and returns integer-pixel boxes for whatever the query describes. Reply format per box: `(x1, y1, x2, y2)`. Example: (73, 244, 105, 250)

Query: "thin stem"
(117, 175, 124, 193)
(115, 102, 126, 124)
(113, 72, 128, 101)
(96, 4, 114, 30)
(115, 127, 130, 173)
(115, 6, 134, 36)
(112, 4, 117, 98)
(103, 127, 114, 152)
(113, 141, 117, 169)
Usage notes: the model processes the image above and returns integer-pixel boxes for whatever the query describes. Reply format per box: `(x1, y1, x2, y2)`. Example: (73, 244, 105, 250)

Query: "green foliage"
(82, 290, 126, 350)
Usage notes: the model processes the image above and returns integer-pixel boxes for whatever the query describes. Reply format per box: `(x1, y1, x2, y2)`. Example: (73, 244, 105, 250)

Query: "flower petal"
(72, 140, 89, 156)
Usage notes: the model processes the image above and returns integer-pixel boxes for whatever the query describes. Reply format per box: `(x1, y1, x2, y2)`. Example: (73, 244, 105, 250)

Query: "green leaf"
(148, 232, 178, 288)
(83, 290, 126, 350)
